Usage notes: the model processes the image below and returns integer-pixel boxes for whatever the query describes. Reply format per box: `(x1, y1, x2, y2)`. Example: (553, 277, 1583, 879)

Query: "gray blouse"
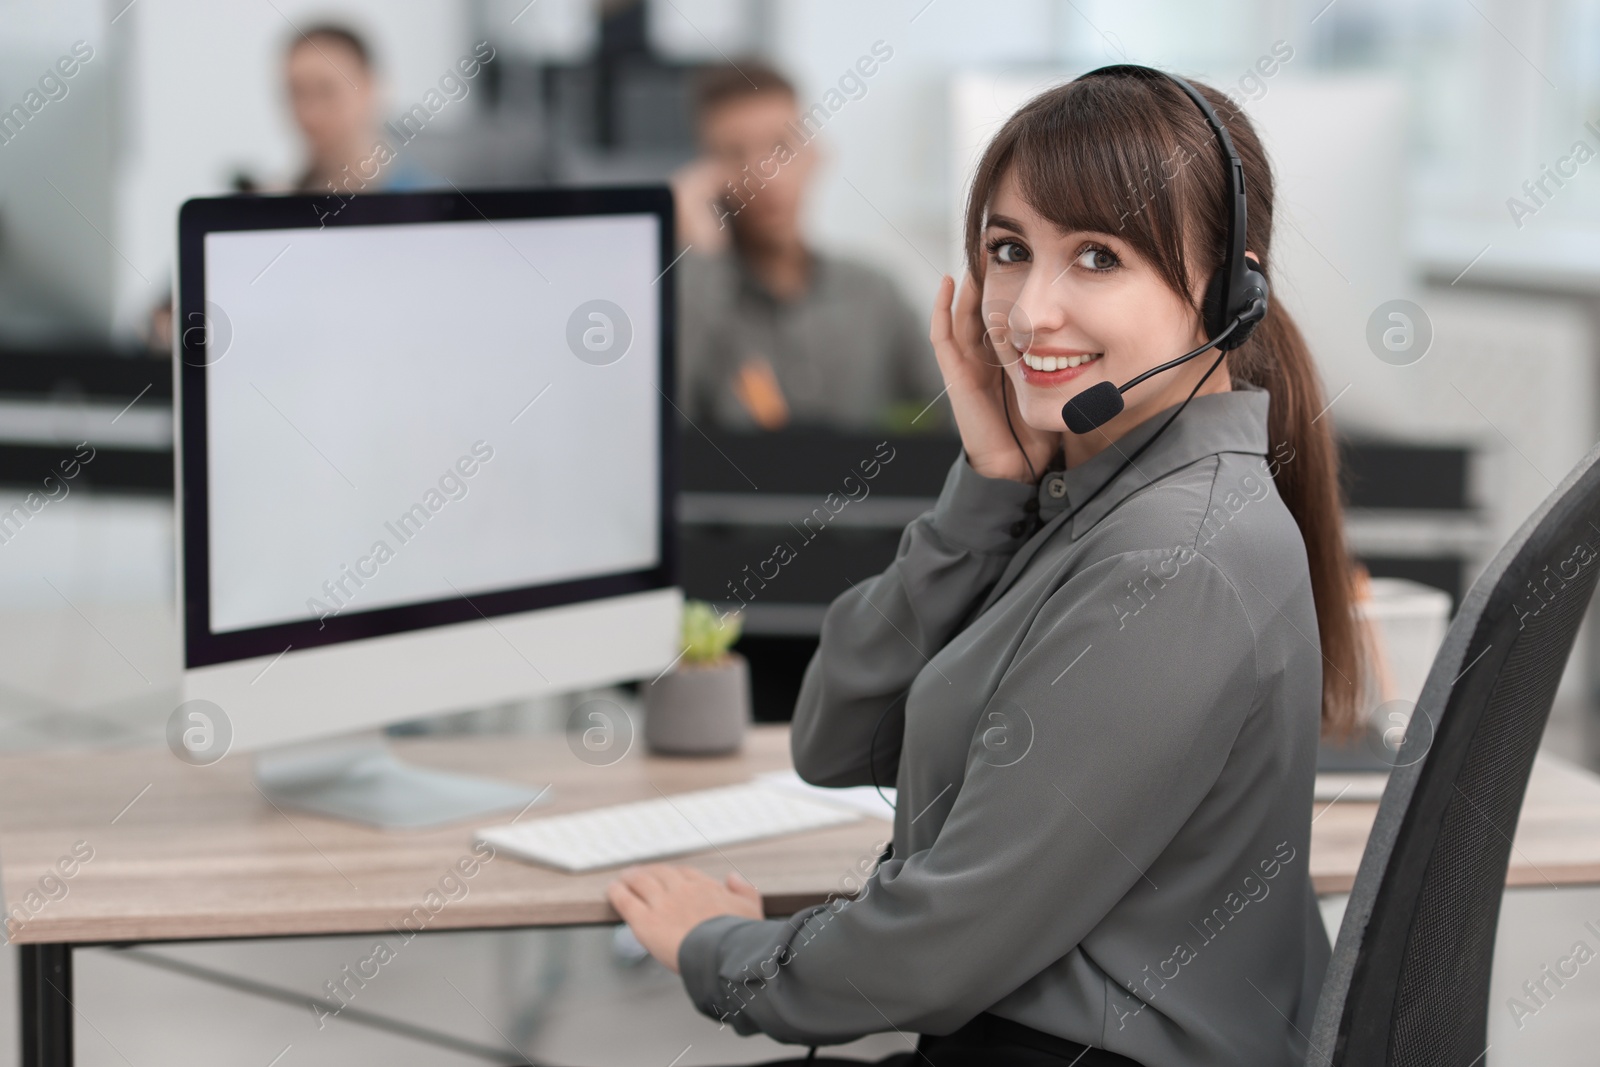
(678, 385, 1331, 1067)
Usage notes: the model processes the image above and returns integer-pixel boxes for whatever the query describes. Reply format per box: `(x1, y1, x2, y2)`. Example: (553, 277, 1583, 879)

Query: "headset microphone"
(1061, 309, 1251, 434)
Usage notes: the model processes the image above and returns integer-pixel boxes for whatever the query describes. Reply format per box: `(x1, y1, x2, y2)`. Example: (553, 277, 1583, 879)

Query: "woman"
(282, 24, 440, 195)
(608, 65, 1362, 1067)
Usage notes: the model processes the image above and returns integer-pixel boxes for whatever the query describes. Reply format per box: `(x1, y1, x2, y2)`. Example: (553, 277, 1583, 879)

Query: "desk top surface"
(4, 725, 1600, 945)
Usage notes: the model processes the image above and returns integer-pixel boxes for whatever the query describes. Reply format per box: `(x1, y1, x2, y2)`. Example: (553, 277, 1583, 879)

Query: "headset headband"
(1074, 64, 1266, 348)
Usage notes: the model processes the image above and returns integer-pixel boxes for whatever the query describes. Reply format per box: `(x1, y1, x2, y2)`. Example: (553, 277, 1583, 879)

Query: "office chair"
(1307, 439, 1600, 1065)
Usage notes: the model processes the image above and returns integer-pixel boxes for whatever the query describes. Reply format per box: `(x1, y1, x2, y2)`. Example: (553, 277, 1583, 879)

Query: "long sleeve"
(788, 451, 1036, 787)
(679, 546, 1261, 1046)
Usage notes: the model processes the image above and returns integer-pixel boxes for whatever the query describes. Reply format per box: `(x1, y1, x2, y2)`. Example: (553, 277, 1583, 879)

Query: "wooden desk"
(1307, 752, 1600, 892)
(7, 724, 1600, 1066)
(0, 726, 891, 946)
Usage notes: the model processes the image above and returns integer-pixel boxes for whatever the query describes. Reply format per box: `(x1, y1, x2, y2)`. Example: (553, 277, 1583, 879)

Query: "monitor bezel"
(176, 186, 678, 670)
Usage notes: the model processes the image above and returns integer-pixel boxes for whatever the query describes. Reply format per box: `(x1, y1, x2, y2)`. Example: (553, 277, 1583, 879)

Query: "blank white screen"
(204, 213, 661, 635)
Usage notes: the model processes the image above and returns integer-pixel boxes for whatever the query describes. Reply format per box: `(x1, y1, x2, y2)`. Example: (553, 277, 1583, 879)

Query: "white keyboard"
(475, 782, 863, 873)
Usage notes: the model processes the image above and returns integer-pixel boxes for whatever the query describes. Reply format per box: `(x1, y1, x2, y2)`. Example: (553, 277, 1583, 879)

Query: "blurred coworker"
(142, 26, 438, 358)
(672, 62, 944, 432)
(284, 24, 438, 195)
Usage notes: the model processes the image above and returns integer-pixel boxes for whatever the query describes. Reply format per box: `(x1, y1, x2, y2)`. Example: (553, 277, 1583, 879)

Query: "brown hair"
(288, 23, 374, 71)
(692, 61, 796, 123)
(964, 69, 1364, 737)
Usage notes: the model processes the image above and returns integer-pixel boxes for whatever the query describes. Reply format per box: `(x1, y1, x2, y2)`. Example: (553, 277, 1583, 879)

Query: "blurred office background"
(4, 0, 1600, 1064)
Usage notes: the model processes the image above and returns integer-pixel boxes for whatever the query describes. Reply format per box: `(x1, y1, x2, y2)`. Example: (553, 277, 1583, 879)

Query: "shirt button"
(1009, 520, 1027, 538)
(1047, 476, 1068, 499)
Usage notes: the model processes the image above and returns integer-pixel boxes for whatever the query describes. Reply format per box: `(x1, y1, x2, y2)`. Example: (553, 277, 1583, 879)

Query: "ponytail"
(1231, 300, 1366, 738)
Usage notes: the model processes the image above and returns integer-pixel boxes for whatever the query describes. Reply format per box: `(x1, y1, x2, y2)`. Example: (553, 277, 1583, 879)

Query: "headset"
(866, 64, 1272, 816)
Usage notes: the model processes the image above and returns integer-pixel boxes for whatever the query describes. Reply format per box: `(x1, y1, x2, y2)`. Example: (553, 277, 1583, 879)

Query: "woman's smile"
(1018, 347, 1103, 386)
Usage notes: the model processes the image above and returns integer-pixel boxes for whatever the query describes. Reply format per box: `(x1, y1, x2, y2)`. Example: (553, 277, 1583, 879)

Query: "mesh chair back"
(1309, 441, 1600, 1066)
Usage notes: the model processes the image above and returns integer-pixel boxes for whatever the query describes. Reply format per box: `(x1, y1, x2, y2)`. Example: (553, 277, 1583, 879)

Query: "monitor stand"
(254, 730, 548, 830)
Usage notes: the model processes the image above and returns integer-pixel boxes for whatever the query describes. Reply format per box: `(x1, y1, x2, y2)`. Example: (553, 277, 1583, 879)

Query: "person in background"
(283, 23, 439, 194)
(671, 62, 945, 433)
(142, 24, 438, 355)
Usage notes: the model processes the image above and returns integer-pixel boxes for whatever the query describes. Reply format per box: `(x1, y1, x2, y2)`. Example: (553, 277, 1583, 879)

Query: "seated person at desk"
(608, 68, 1364, 1066)
(672, 62, 944, 432)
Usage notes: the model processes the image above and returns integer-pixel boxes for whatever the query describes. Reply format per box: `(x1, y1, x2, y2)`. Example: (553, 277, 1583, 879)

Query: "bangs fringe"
(966, 76, 1227, 311)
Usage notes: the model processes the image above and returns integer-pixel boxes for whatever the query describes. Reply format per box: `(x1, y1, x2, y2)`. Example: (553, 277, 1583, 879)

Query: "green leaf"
(681, 599, 742, 665)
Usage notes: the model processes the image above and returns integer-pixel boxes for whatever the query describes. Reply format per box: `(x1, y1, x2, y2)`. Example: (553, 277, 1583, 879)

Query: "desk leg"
(19, 944, 73, 1067)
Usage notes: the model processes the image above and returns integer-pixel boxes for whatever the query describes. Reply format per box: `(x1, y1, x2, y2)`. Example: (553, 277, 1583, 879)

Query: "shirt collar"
(1035, 384, 1272, 538)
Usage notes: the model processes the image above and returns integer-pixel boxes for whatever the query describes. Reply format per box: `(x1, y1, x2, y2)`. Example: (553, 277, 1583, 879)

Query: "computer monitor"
(175, 186, 681, 827)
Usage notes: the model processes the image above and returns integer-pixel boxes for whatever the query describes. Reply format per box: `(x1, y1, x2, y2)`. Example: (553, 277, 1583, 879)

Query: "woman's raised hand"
(929, 273, 1058, 483)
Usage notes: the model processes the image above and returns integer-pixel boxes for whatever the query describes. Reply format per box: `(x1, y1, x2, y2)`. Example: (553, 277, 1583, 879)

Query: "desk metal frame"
(20, 944, 72, 1067)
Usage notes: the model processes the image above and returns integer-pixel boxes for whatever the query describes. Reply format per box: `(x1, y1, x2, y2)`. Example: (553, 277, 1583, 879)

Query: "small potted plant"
(643, 600, 750, 755)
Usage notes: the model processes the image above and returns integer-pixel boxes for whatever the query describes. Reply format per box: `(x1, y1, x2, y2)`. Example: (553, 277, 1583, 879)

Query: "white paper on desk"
(765, 771, 1377, 816)
(756, 770, 897, 822)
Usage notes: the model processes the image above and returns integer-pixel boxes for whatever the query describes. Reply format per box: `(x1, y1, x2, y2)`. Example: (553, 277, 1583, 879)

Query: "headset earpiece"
(1202, 254, 1270, 352)
(1223, 254, 1269, 350)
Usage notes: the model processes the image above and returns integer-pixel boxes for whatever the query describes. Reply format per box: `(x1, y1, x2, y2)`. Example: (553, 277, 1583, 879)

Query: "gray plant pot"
(643, 653, 751, 756)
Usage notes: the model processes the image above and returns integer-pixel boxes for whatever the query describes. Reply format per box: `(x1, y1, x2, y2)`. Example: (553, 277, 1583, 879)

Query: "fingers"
(955, 270, 987, 355)
(616, 863, 717, 901)
(659, 864, 718, 887)
(931, 272, 999, 371)
(930, 272, 984, 348)
(606, 879, 646, 923)
(615, 863, 671, 901)
(670, 160, 731, 251)
(930, 273, 994, 389)
(928, 273, 955, 348)
(614, 863, 756, 920)
(725, 872, 764, 920)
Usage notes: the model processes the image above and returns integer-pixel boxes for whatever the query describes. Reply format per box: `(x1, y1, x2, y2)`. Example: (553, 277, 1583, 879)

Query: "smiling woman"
(611, 66, 1364, 1067)
(951, 66, 1360, 736)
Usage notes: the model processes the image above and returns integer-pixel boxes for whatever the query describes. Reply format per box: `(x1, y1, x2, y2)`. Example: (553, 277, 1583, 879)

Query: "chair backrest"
(1309, 440, 1600, 1066)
